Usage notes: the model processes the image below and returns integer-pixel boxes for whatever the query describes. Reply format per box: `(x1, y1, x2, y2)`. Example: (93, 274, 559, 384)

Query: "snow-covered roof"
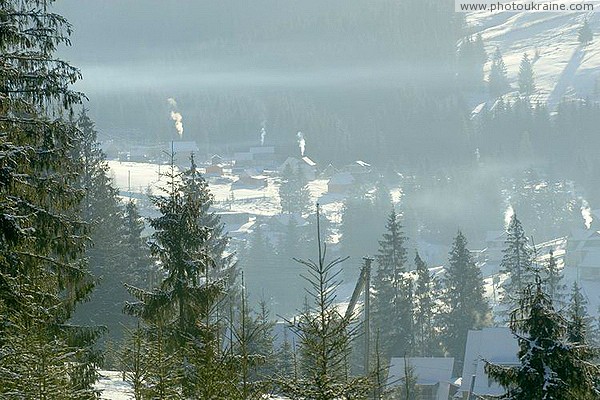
(459, 327, 518, 396)
(302, 156, 316, 167)
(388, 357, 454, 387)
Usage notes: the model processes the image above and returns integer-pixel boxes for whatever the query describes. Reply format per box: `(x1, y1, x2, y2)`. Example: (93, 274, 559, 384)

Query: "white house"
(458, 327, 518, 399)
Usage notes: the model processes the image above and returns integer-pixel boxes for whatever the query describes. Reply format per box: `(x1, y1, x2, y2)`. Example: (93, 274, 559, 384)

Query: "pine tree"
(486, 277, 600, 399)
(489, 47, 510, 97)
(440, 231, 490, 369)
(578, 19, 593, 45)
(277, 207, 370, 399)
(0, 0, 100, 395)
(518, 53, 535, 96)
(372, 209, 412, 358)
(413, 252, 440, 356)
(500, 214, 534, 314)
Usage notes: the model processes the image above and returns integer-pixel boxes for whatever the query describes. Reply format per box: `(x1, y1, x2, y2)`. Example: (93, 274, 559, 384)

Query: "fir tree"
(440, 231, 490, 370)
(518, 53, 535, 96)
(486, 277, 600, 399)
(500, 214, 534, 314)
(489, 47, 510, 97)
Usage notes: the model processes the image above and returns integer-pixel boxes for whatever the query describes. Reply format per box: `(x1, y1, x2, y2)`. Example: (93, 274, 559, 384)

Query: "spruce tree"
(500, 214, 534, 314)
(440, 231, 490, 369)
(123, 156, 228, 397)
(489, 47, 510, 97)
(486, 278, 600, 399)
(518, 53, 535, 96)
(277, 207, 370, 400)
(0, 0, 100, 395)
(372, 209, 412, 358)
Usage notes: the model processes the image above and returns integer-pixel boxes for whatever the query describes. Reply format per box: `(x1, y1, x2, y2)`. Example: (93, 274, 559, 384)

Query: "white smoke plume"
(167, 97, 183, 137)
(581, 199, 593, 229)
(260, 120, 267, 146)
(504, 204, 514, 229)
(297, 131, 305, 156)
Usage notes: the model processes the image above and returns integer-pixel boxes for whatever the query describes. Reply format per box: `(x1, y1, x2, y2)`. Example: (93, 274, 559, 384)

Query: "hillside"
(468, 6, 600, 109)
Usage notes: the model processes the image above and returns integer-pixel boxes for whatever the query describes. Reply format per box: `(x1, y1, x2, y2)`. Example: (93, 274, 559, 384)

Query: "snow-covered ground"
(467, 5, 600, 110)
(108, 160, 344, 222)
(95, 371, 132, 400)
